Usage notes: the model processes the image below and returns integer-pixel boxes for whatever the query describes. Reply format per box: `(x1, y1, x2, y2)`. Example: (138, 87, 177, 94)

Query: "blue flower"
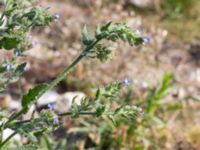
(47, 103, 54, 110)
(143, 37, 150, 43)
(53, 118, 59, 124)
(6, 64, 12, 70)
(123, 78, 131, 86)
(54, 13, 61, 21)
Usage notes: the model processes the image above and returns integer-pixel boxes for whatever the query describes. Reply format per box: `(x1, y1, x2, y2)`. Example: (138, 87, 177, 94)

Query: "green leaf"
(0, 66, 6, 73)
(134, 37, 144, 46)
(22, 84, 48, 113)
(95, 88, 100, 100)
(2, 37, 18, 50)
(9, 63, 27, 82)
(14, 63, 26, 76)
(107, 115, 116, 125)
(82, 25, 91, 45)
(166, 103, 182, 111)
(95, 24, 101, 39)
(95, 105, 105, 117)
(71, 96, 79, 117)
(101, 21, 112, 32)
(145, 73, 173, 115)
(156, 73, 173, 98)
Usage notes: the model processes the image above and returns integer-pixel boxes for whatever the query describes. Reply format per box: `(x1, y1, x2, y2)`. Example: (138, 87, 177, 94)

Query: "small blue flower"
(143, 37, 150, 43)
(53, 118, 59, 124)
(123, 78, 131, 86)
(54, 13, 61, 21)
(6, 64, 12, 70)
(14, 49, 21, 56)
(47, 103, 54, 110)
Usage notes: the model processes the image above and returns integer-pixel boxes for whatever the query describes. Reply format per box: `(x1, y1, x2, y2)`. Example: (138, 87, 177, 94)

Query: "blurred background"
(1, 0, 200, 149)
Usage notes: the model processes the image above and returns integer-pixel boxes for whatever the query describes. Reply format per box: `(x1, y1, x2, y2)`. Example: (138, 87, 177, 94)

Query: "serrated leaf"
(22, 84, 48, 113)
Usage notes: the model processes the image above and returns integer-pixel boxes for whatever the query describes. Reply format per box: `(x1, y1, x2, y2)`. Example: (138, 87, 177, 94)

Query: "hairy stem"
(58, 111, 97, 116)
(33, 38, 101, 104)
(4, 38, 101, 127)
(11, 111, 97, 125)
(1, 37, 102, 147)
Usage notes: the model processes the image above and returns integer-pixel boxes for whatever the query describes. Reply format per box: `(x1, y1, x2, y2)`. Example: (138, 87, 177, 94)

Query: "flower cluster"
(47, 103, 59, 124)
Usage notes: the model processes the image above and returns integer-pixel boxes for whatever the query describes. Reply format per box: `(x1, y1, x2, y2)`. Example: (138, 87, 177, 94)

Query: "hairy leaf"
(82, 25, 91, 45)
(22, 84, 48, 112)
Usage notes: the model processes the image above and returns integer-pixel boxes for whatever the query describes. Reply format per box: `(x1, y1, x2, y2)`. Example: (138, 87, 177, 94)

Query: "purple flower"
(123, 78, 131, 86)
(53, 118, 59, 124)
(28, 35, 37, 48)
(47, 103, 54, 111)
(6, 64, 12, 70)
(54, 13, 61, 21)
(143, 37, 150, 43)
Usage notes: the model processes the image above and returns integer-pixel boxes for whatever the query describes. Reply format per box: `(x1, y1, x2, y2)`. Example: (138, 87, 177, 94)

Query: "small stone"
(37, 90, 60, 106)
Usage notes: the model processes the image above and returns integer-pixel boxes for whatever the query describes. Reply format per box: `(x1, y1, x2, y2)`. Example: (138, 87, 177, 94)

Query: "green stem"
(3, 110, 24, 128)
(3, 38, 101, 127)
(1, 38, 102, 148)
(11, 111, 96, 125)
(35, 38, 100, 103)
(0, 131, 18, 148)
(58, 111, 96, 116)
